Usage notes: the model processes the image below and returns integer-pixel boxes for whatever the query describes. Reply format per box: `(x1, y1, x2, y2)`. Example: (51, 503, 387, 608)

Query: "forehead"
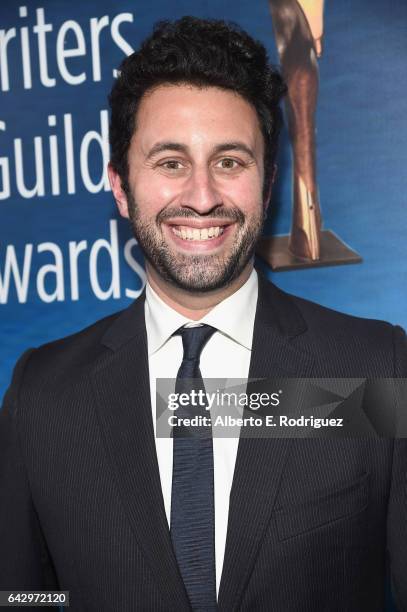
(133, 83, 264, 153)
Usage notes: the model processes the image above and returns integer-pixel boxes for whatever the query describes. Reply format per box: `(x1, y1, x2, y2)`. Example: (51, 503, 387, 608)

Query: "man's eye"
(160, 160, 183, 170)
(217, 158, 240, 169)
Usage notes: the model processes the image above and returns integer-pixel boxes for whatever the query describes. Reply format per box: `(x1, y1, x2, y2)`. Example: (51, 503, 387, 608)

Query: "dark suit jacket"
(1, 273, 406, 611)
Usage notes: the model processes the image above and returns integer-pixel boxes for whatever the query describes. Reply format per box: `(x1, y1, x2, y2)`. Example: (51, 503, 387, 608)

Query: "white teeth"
(171, 225, 226, 241)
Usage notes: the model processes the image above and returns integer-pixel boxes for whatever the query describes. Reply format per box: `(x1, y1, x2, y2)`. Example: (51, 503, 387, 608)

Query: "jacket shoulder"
(279, 287, 406, 376)
(5, 304, 136, 405)
(32, 308, 124, 368)
(291, 290, 393, 335)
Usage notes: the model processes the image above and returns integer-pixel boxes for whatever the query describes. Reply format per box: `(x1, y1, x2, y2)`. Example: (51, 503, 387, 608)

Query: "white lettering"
(56, 20, 86, 86)
(36, 242, 65, 302)
(80, 110, 110, 193)
(89, 219, 120, 300)
(63, 113, 76, 195)
(0, 243, 33, 303)
(0, 27, 16, 92)
(0, 121, 10, 200)
(20, 6, 32, 89)
(124, 237, 146, 298)
(14, 136, 45, 198)
(33, 8, 56, 88)
(68, 239, 88, 301)
(90, 15, 110, 82)
(111, 12, 134, 77)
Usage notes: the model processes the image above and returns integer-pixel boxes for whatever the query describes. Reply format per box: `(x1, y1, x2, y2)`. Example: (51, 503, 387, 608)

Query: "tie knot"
(175, 324, 216, 361)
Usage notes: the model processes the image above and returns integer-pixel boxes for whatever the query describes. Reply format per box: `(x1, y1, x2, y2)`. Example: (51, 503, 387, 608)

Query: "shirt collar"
(145, 269, 258, 355)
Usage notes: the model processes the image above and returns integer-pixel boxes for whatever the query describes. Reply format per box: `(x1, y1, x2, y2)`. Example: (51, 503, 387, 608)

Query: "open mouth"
(162, 219, 236, 252)
(171, 225, 226, 241)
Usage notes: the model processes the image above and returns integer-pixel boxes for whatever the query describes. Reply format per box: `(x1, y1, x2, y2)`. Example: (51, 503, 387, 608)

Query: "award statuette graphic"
(257, 0, 362, 270)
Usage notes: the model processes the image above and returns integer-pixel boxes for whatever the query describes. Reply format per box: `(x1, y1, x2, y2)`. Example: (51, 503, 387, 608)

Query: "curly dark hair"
(109, 16, 286, 196)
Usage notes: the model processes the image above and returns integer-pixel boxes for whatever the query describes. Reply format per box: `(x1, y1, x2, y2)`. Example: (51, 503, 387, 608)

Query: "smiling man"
(111, 85, 265, 298)
(1, 16, 406, 612)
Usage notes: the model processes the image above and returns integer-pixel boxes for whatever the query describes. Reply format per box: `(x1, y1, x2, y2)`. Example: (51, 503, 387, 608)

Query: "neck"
(146, 262, 253, 320)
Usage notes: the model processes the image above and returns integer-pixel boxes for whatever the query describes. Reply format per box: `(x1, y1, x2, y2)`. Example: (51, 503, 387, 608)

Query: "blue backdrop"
(1, 0, 406, 404)
(0, 2, 405, 609)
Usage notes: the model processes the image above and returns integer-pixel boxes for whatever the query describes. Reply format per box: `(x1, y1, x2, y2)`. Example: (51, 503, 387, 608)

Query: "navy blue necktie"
(170, 324, 218, 611)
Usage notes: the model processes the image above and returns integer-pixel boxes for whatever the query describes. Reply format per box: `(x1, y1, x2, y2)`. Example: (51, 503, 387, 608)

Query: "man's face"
(113, 84, 268, 292)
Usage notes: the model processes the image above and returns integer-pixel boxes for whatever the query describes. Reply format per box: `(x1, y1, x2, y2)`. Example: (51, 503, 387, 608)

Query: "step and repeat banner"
(1, 0, 406, 399)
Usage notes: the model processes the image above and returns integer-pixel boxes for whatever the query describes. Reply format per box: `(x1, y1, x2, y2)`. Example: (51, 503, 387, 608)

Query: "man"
(0, 16, 406, 612)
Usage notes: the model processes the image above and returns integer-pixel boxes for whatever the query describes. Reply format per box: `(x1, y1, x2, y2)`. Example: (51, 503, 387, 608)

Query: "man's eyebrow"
(211, 142, 255, 159)
(146, 142, 187, 159)
(146, 141, 256, 160)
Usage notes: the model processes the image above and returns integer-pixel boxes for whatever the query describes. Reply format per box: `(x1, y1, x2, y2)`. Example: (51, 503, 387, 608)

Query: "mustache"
(157, 206, 245, 225)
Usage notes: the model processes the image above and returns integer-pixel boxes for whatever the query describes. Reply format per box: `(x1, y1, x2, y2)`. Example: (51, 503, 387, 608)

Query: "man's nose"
(181, 168, 221, 214)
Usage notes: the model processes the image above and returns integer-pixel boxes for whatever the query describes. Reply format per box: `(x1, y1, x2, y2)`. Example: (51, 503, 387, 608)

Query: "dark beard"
(126, 192, 265, 292)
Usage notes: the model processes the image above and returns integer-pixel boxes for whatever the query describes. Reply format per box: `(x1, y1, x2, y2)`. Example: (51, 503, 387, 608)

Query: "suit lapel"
(91, 293, 190, 611)
(218, 273, 315, 611)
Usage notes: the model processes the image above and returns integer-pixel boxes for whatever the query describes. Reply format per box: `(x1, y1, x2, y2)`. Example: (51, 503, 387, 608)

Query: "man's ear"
(107, 163, 129, 219)
(263, 164, 277, 215)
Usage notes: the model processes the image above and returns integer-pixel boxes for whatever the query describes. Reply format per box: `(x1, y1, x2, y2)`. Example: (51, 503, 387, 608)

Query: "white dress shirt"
(145, 269, 258, 597)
